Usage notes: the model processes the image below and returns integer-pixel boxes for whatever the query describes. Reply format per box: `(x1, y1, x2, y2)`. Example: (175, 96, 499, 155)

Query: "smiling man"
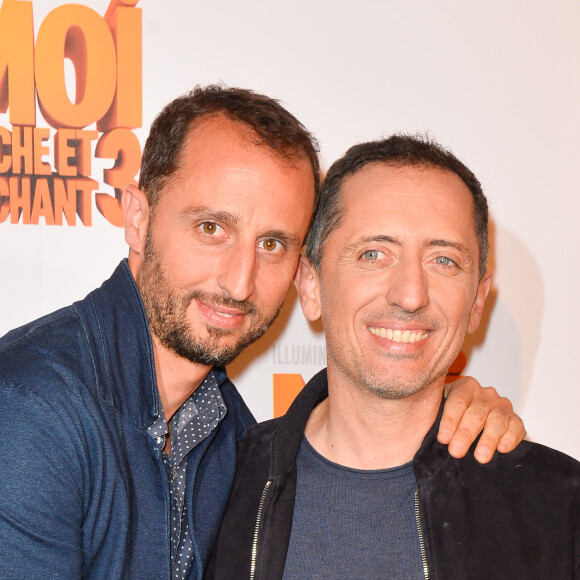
(0, 89, 525, 579)
(208, 135, 580, 579)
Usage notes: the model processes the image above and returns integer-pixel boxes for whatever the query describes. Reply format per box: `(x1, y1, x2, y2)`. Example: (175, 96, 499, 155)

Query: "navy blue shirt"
(148, 370, 227, 579)
(283, 437, 424, 579)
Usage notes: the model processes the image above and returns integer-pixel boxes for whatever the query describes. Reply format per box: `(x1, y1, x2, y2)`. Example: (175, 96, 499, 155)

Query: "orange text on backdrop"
(0, 0, 142, 226)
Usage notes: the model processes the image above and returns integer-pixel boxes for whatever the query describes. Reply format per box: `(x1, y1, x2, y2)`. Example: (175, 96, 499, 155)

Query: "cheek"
(321, 281, 367, 324)
(255, 264, 296, 307)
(164, 247, 217, 288)
(431, 279, 474, 318)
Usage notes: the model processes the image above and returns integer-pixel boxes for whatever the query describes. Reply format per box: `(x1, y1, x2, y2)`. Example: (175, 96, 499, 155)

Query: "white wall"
(1, 0, 579, 458)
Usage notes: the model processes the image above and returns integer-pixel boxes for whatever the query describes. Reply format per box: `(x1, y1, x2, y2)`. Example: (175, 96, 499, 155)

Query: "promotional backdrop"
(1, 0, 579, 459)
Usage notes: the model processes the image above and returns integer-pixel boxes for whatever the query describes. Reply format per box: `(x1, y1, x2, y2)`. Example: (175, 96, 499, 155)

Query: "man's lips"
(195, 299, 249, 328)
(368, 326, 429, 344)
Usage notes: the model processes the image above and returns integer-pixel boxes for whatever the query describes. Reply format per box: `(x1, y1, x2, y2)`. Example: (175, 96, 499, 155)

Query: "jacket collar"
(270, 368, 328, 477)
(270, 367, 448, 478)
(72, 260, 160, 429)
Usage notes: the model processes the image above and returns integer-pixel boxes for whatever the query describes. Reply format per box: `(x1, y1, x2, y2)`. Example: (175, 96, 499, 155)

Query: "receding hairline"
(149, 112, 317, 204)
(339, 157, 474, 186)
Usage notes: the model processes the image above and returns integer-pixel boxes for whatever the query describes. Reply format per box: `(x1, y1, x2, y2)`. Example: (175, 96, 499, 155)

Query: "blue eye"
(435, 256, 455, 266)
(363, 250, 381, 260)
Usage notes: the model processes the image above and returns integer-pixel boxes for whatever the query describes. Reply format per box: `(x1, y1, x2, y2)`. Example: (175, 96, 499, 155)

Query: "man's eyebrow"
(176, 207, 240, 225)
(428, 239, 472, 257)
(343, 235, 401, 254)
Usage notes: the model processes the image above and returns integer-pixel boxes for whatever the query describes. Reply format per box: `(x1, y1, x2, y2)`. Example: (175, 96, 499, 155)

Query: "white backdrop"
(1, 0, 579, 459)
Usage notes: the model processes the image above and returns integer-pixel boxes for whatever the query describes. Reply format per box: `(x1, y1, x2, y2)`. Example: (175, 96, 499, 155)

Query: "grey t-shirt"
(282, 437, 424, 579)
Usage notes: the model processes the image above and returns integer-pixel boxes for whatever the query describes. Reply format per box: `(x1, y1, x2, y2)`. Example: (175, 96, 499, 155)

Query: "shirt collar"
(147, 368, 227, 450)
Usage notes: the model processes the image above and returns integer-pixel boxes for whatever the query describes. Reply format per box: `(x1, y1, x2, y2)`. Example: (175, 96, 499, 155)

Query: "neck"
(151, 334, 212, 421)
(305, 371, 444, 470)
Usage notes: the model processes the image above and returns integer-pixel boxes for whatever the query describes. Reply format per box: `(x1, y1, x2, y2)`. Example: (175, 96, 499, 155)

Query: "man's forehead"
(340, 162, 472, 214)
(343, 161, 457, 192)
(327, 162, 479, 250)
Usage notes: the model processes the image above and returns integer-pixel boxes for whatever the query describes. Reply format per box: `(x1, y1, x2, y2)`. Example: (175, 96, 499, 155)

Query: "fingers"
(497, 415, 527, 453)
(437, 376, 481, 447)
(469, 401, 511, 463)
(472, 413, 526, 463)
(438, 377, 527, 464)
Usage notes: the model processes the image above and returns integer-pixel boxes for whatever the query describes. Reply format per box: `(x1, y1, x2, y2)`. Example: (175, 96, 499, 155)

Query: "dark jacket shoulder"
(209, 369, 580, 580)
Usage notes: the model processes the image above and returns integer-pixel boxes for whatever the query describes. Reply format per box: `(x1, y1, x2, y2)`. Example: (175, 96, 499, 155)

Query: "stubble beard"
(137, 227, 281, 367)
(362, 365, 445, 400)
(329, 346, 440, 401)
(328, 309, 459, 401)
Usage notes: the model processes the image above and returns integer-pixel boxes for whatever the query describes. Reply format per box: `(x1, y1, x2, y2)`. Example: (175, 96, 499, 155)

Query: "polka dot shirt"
(147, 371, 227, 580)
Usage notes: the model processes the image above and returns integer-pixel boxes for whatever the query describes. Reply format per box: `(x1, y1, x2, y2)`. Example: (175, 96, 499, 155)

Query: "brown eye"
(259, 238, 281, 252)
(201, 222, 218, 234)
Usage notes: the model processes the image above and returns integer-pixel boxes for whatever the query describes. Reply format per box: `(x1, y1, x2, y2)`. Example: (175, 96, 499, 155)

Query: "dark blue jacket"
(0, 260, 255, 579)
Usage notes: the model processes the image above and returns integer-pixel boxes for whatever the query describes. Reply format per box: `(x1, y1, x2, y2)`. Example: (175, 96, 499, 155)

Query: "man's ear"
(467, 269, 493, 334)
(294, 255, 322, 322)
(122, 184, 150, 257)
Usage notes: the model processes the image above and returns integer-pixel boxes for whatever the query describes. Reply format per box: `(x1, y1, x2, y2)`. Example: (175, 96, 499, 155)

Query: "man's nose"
(216, 242, 257, 302)
(385, 258, 429, 313)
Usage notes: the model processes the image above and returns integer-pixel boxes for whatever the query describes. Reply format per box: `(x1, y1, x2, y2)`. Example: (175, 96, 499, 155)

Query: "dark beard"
(159, 298, 277, 366)
(137, 228, 281, 366)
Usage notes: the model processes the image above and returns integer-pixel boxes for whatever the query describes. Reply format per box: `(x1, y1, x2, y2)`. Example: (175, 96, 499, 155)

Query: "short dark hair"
(305, 134, 489, 278)
(139, 84, 320, 209)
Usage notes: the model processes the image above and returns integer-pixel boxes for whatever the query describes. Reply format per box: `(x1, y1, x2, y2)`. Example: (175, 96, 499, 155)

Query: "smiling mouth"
(194, 298, 250, 329)
(214, 310, 236, 318)
(368, 327, 429, 344)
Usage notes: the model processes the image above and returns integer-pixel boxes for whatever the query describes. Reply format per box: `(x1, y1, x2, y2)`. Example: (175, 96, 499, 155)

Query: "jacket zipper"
(250, 480, 272, 580)
(415, 489, 430, 580)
